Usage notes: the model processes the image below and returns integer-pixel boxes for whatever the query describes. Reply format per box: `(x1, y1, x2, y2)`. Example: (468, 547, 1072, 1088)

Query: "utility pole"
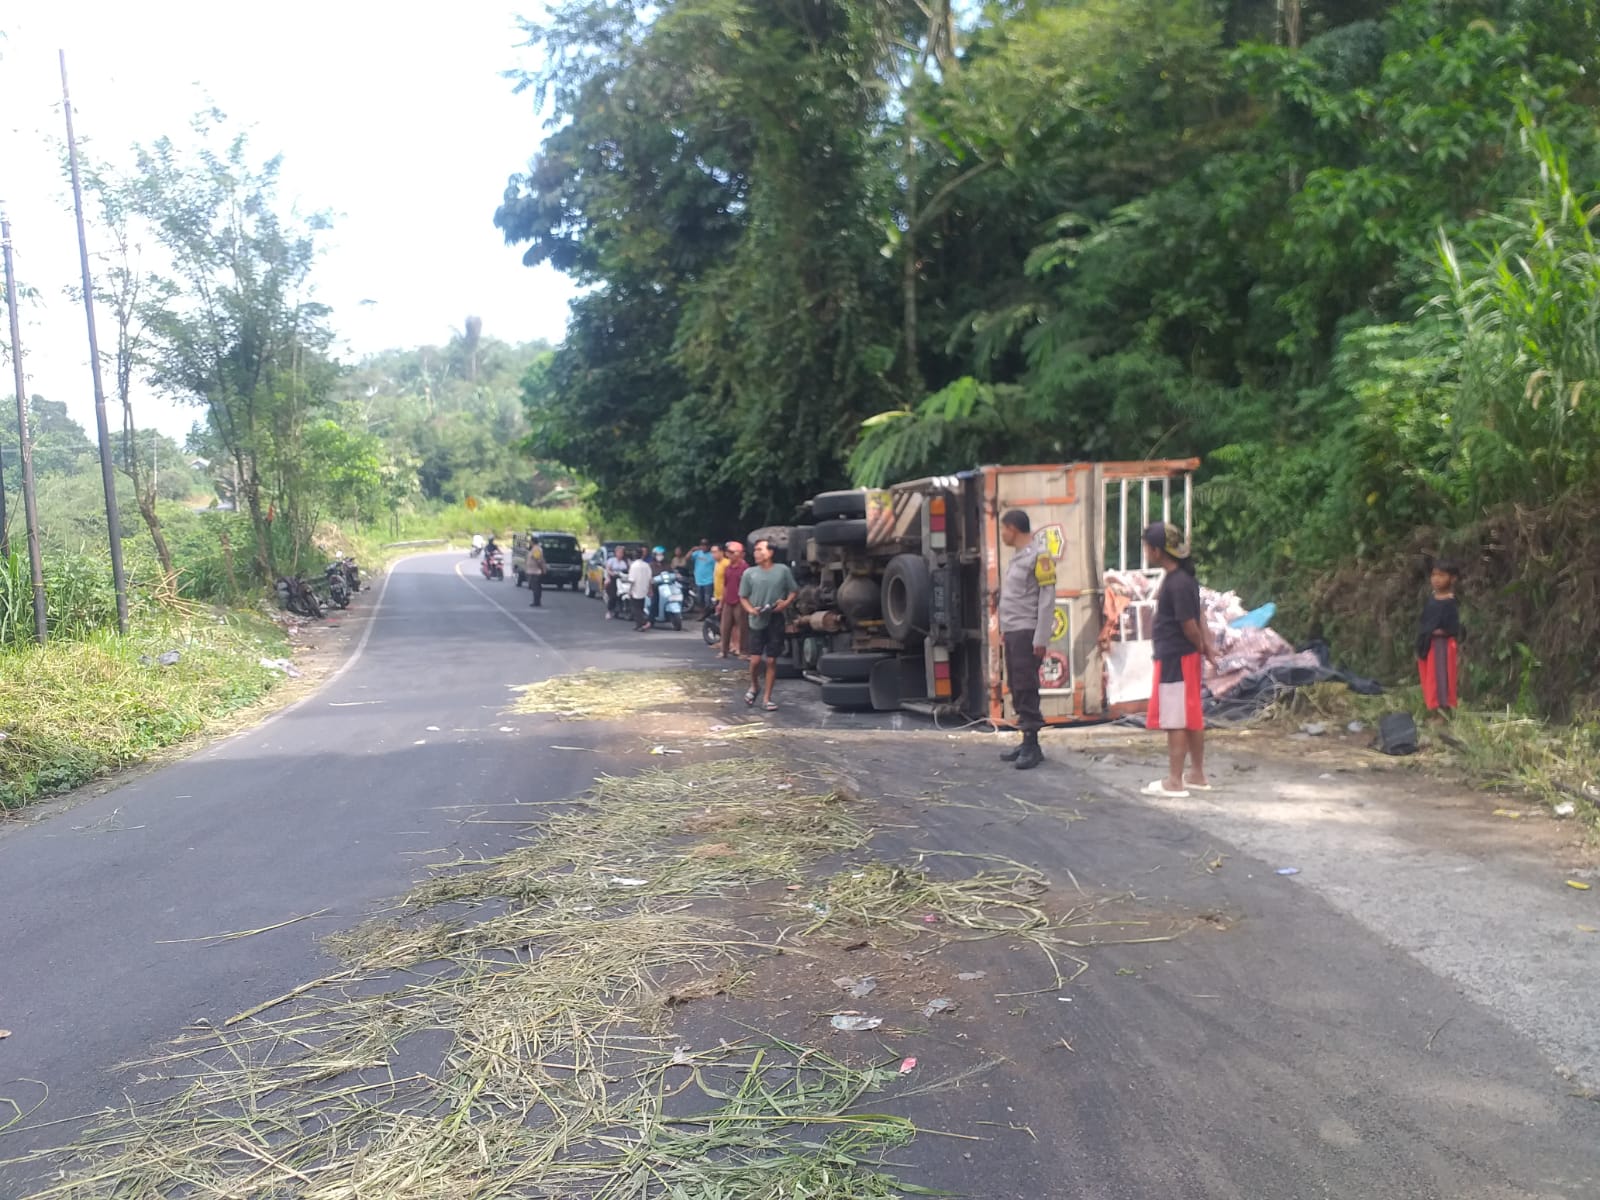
(2, 216, 49, 643)
(0, 341, 8, 558)
(61, 50, 129, 635)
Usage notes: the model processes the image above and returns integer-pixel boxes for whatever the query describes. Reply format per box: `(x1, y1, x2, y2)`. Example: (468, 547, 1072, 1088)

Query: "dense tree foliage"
(501, 0, 1600, 705)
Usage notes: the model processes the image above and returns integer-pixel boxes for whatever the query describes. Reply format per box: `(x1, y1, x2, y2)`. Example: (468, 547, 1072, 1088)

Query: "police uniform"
(998, 541, 1057, 755)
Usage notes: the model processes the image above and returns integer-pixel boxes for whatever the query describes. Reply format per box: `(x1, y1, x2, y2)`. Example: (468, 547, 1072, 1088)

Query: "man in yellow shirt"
(711, 543, 729, 610)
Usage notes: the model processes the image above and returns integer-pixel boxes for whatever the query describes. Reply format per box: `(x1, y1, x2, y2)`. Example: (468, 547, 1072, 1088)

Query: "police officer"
(996, 509, 1056, 770)
(526, 536, 546, 608)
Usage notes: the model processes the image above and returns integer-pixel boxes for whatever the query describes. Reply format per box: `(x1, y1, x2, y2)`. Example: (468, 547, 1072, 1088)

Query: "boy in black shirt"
(1142, 523, 1218, 798)
(1417, 559, 1462, 716)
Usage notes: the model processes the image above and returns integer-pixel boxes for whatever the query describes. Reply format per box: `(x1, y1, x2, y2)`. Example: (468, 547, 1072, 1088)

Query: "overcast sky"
(0, 1, 574, 442)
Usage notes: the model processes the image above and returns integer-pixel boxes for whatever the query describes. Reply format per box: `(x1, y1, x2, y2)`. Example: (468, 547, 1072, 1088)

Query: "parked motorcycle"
(702, 599, 721, 646)
(650, 568, 685, 631)
(341, 556, 361, 592)
(276, 575, 327, 619)
(325, 562, 351, 609)
(481, 548, 505, 581)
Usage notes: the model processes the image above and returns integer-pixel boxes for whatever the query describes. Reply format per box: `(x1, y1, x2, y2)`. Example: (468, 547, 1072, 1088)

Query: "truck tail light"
(929, 495, 947, 549)
(932, 646, 952, 697)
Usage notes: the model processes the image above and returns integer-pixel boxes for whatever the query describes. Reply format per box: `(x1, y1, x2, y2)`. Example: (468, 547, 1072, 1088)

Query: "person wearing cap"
(719, 541, 748, 659)
(1142, 522, 1219, 797)
(996, 509, 1056, 770)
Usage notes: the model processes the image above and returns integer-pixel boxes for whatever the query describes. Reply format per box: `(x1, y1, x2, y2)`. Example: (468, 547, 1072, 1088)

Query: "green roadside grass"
(1275, 683, 1600, 827)
(0, 613, 288, 812)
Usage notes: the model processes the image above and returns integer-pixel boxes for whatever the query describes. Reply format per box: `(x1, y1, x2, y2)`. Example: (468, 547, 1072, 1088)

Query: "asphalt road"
(0, 552, 710, 1183)
(2, 553, 1596, 1198)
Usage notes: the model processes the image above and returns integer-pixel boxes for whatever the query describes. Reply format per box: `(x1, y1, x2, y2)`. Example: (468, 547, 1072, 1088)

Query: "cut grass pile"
(804, 857, 1167, 996)
(2, 759, 934, 1198)
(0, 614, 287, 811)
(509, 668, 731, 721)
(1271, 683, 1600, 824)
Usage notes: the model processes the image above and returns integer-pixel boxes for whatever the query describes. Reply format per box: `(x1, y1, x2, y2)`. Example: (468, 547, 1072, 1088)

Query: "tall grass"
(0, 548, 123, 646)
(1435, 114, 1600, 513)
(391, 500, 598, 544)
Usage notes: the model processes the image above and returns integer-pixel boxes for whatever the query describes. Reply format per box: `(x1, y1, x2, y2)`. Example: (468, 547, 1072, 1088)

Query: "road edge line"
(203, 551, 415, 751)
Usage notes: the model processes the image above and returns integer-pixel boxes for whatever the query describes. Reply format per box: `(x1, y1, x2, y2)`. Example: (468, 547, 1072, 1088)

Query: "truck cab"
(754, 460, 1197, 725)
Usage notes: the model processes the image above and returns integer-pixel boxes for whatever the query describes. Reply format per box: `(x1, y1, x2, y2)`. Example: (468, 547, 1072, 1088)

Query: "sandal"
(1141, 780, 1189, 798)
(744, 689, 757, 707)
(1184, 777, 1217, 793)
(764, 701, 779, 712)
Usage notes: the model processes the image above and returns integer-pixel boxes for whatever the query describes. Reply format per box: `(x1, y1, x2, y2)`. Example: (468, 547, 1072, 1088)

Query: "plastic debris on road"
(832, 975, 877, 999)
(670, 1046, 693, 1066)
(1275, 867, 1300, 876)
(830, 1014, 882, 1032)
(609, 877, 649, 888)
(899, 1057, 917, 1074)
(922, 998, 954, 1018)
(1492, 808, 1524, 819)
(1300, 722, 1327, 736)
(1567, 880, 1592, 891)
(956, 971, 987, 981)
(1554, 802, 1577, 817)
(1347, 720, 1366, 733)
(650, 745, 684, 756)
(258, 657, 302, 678)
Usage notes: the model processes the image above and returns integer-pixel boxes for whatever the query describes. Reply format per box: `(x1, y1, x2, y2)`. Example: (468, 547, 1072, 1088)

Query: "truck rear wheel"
(812, 489, 868, 520)
(820, 680, 873, 710)
(813, 518, 867, 548)
(882, 554, 932, 643)
(818, 651, 890, 682)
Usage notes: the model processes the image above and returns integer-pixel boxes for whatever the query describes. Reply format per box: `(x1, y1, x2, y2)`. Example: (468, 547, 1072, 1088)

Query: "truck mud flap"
(867, 657, 915, 712)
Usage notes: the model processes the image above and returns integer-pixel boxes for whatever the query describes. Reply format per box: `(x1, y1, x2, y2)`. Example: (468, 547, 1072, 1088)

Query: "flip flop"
(744, 689, 758, 707)
(1141, 780, 1190, 798)
(764, 701, 779, 712)
(1184, 778, 1217, 792)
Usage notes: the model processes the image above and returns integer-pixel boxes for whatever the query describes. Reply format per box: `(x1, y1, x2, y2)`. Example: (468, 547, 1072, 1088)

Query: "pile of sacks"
(1101, 571, 1322, 699)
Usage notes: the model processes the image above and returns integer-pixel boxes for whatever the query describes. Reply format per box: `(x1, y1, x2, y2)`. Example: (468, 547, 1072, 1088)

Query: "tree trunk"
(138, 496, 177, 590)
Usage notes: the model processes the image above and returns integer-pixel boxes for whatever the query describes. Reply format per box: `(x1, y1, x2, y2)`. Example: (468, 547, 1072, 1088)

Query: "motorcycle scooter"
(650, 567, 685, 631)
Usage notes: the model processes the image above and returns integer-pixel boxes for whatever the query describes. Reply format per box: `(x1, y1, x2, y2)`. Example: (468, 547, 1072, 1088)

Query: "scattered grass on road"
(509, 667, 729, 721)
(0, 614, 286, 812)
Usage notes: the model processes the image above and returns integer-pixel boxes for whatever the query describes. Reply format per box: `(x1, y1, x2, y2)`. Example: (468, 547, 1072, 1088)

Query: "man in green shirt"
(739, 537, 798, 711)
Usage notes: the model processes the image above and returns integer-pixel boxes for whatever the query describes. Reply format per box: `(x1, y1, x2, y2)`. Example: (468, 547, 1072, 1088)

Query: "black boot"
(999, 737, 1025, 762)
(1014, 732, 1044, 771)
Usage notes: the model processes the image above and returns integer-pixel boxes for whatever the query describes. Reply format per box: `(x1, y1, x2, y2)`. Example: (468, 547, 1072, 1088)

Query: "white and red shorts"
(1147, 653, 1203, 732)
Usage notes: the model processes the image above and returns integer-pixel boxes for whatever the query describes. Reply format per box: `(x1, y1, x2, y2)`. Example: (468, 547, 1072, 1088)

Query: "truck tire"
(821, 680, 873, 710)
(812, 489, 868, 520)
(882, 554, 932, 644)
(813, 518, 867, 548)
(818, 651, 890, 682)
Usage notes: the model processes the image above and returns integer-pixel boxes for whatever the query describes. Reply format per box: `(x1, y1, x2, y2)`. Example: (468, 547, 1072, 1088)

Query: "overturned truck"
(749, 460, 1197, 726)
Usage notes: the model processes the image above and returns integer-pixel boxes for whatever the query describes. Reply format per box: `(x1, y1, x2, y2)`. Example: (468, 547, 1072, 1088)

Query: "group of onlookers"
(599, 535, 800, 711)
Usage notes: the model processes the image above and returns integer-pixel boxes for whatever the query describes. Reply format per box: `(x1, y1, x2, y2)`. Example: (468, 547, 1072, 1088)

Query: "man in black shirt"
(1142, 523, 1218, 798)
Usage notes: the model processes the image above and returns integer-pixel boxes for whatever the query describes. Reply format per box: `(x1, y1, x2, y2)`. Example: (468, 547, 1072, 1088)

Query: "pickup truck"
(748, 459, 1197, 725)
(511, 531, 584, 590)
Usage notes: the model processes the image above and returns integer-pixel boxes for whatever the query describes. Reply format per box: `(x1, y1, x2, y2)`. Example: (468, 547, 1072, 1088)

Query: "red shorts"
(1147, 653, 1203, 732)
(1419, 637, 1458, 710)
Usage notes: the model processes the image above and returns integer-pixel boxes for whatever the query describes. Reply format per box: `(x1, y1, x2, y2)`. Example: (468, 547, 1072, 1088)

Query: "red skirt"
(1147, 653, 1204, 732)
(1418, 636, 1458, 710)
